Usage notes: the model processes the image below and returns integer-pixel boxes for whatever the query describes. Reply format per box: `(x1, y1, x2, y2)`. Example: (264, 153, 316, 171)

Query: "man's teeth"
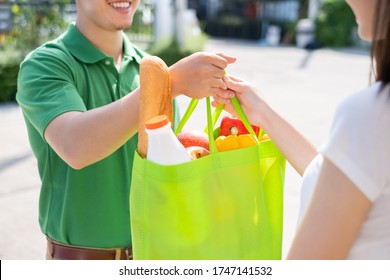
(110, 2, 130, 9)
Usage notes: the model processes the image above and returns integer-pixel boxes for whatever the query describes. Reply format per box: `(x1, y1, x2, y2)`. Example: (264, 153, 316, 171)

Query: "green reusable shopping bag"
(130, 97, 285, 260)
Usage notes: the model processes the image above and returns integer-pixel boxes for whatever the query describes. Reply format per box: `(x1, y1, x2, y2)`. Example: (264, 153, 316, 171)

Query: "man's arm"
(44, 52, 236, 169)
(44, 89, 140, 169)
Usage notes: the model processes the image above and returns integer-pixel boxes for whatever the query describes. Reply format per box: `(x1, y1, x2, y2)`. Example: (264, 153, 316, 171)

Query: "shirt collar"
(122, 32, 142, 64)
(62, 23, 142, 64)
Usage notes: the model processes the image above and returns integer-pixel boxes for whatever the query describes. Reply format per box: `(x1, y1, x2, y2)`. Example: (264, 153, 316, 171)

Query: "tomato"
(218, 116, 260, 137)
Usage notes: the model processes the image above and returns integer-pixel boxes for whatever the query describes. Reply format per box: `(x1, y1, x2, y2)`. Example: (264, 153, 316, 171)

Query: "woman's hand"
(215, 75, 266, 127)
(217, 74, 318, 176)
(169, 52, 236, 101)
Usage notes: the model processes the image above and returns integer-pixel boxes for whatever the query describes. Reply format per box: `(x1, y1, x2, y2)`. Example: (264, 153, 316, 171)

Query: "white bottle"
(145, 115, 191, 165)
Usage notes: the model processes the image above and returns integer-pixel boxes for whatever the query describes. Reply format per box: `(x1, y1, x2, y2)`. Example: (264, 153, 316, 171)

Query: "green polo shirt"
(17, 23, 178, 248)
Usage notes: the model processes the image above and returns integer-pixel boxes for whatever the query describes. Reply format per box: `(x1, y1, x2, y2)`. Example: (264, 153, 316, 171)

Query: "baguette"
(138, 56, 173, 158)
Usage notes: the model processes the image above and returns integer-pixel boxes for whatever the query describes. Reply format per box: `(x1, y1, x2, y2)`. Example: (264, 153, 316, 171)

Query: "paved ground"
(0, 38, 371, 260)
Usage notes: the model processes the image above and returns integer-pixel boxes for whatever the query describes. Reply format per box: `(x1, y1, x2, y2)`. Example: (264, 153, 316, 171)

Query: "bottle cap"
(145, 115, 170, 129)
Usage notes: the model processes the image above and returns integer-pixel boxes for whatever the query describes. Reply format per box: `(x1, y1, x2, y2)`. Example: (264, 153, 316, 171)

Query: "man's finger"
(216, 53, 237, 64)
(211, 53, 236, 69)
(212, 69, 226, 80)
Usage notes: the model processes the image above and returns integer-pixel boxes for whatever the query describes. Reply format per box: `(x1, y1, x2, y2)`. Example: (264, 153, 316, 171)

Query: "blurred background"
(0, 0, 365, 88)
(1, 0, 371, 259)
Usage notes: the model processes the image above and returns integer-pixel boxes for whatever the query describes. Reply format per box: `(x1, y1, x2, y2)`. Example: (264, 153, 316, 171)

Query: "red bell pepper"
(218, 116, 260, 137)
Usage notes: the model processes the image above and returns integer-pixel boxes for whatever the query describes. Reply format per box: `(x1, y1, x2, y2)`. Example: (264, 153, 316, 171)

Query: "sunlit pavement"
(0, 38, 370, 259)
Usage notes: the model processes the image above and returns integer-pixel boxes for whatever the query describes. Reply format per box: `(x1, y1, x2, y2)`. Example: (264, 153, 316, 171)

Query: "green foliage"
(147, 40, 192, 67)
(129, 3, 154, 36)
(0, 1, 70, 103)
(7, 0, 70, 57)
(315, 0, 357, 47)
(147, 33, 208, 67)
(0, 54, 20, 103)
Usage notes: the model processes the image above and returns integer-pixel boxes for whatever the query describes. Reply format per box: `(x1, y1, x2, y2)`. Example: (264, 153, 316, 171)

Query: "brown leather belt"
(47, 237, 132, 260)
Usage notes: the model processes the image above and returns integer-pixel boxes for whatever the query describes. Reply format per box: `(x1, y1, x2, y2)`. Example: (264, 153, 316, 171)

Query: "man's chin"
(114, 20, 133, 31)
(114, 24, 131, 31)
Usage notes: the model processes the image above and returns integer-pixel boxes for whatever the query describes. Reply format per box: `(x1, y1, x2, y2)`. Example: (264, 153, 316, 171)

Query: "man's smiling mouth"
(109, 2, 131, 9)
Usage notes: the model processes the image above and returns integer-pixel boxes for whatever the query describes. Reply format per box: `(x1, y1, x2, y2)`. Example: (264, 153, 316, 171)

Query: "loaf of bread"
(138, 56, 173, 158)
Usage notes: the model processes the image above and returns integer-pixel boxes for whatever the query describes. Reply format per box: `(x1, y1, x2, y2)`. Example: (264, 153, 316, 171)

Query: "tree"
(0, 0, 71, 103)
(298, 0, 309, 19)
(7, 0, 70, 57)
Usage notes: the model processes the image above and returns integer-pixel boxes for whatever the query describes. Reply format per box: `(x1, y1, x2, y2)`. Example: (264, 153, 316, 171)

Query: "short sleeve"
(16, 48, 86, 139)
(321, 84, 390, 201)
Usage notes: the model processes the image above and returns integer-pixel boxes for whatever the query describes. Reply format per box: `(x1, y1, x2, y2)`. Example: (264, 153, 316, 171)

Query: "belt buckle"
(126, 247, 133, 260)
(115, 247, 132, 260)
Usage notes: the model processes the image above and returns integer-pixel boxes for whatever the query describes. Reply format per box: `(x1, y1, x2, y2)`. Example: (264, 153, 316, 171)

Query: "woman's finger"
(226, 75, 244, 83)
(212, 95, 232, 106)
(224, 77, 242, 91)
(213, 88, 235, 100)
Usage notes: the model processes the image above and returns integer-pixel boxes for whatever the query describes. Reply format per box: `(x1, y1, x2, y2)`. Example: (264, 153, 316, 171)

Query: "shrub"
(315, 0, 357, 47)
(0, 55, 20, 103)
(0, 1, 70, 103)
(8, 1, 70, 57)
(147, 33, 208, 66)
(204, 17, 262, 40)
(147, 40, 194, 67)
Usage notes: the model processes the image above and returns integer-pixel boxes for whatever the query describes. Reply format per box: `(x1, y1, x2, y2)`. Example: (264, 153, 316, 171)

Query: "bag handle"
(174, 97, 259, 154)
(210, 97, 263, 140)
(174, 98, 199, 137)
(174, 97, 218, 154)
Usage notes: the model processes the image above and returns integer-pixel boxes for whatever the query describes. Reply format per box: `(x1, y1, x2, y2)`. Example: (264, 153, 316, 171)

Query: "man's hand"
(169, 52, 236, 102)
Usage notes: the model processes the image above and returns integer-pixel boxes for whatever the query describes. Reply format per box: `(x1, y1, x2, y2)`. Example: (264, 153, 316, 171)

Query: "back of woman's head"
(371, 0, 390, 87)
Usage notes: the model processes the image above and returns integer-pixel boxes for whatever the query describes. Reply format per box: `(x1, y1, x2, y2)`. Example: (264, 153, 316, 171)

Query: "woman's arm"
(287, 157, 372, 259)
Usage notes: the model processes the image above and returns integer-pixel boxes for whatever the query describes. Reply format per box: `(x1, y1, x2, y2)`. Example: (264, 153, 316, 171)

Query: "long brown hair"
(371, 0, 390, 87)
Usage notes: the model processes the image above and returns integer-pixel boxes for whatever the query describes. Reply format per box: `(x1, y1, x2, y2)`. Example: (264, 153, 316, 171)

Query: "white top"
(299, 83, 390, 259)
